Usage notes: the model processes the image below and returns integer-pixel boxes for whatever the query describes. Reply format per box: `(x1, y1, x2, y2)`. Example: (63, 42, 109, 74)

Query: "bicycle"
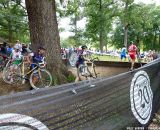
(3, 57, 52, 89)
(77, 57, 100, 80)
(71, 57, 100, 94)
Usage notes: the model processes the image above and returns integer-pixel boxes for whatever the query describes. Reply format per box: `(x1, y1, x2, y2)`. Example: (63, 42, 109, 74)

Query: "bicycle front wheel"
(30, 69, 52, 89)
(78, 65, 90, 79)
(3, 65, 21, 84)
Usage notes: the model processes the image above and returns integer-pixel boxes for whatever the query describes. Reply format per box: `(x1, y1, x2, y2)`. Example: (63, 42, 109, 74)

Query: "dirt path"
(69, 66, 129, 77)
(0, 66, 128, 96)
(0, 72, 31, 96)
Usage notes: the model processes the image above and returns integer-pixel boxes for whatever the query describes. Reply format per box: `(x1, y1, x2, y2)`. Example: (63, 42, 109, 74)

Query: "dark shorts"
(121, 54, 126, 59)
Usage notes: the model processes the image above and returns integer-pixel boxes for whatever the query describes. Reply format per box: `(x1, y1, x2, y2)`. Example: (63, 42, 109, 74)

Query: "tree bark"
(99, 0, 104, 53)
(25, 0, 70, 84)
(123, 0, 129, 47)
(124, 24, 128, 47)
(8, 19, 13, 43)
(159, 33, 160, 48)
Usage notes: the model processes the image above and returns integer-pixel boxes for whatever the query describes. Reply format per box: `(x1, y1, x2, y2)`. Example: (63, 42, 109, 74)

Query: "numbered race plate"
(130, 70, 153, 125)
(69, 52, 78, 67)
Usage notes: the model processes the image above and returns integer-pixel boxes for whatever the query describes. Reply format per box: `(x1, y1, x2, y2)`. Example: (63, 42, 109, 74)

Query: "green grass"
(92, 54, 129, 62)
(92, 54, 145, 63)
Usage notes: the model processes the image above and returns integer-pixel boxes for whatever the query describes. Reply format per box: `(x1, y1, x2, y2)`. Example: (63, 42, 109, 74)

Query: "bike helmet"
(81, 45, 87, 50)
(14, 44, 19, 50)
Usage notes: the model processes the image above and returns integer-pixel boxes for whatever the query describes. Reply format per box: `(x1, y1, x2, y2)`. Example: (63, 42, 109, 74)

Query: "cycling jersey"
(128, 44, 137, 60)
(76, 50, 85, 68)
(11, 50, 23, 65)
(128, 44, 137, 55)
(30, 52, 45, 69)
(32, 53, 44, 63)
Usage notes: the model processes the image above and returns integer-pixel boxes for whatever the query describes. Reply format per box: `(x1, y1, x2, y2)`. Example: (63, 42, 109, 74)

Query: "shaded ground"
(0, 79, 30, 95)
(0, 73, 31, 96)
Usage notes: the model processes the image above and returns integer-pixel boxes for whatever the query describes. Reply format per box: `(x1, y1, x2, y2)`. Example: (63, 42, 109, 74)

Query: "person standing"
(75, 45, 88, 81)
(128, 42, 138, 71)
(120, 45, 127, 61)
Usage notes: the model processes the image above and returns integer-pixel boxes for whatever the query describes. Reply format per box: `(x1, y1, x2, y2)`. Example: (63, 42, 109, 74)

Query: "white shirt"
(11, 50, 22, 60)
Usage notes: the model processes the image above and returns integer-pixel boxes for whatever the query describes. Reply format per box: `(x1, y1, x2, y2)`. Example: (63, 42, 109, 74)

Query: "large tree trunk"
(8, 19, 13, 43)
(99, 0, 104, 53)
(159, 33, 160, 48)
(123, 0, 129, 47)
(124, 24, 128, 47)
(99, 31, 104, 53)
(25, 0, 69, 84)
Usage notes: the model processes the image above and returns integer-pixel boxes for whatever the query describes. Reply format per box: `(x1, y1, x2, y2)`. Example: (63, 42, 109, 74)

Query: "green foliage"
(67, 73, 75, 83)
(112, 2, 160, 51)
(84, 0, 117, 51)
(57, 0, 86, 46)
(0, 0, 29, 43)
(58, 0, 160, 51)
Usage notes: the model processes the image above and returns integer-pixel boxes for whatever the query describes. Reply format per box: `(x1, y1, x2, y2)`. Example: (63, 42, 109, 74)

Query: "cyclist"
(128, 41, 138, 71)
(15, 40, 22, 52)
(28, 47, 46, 85)
(71, 45, 90, 94)
(7, 44, 23, 83)
(75, 45, 89, 82)
(29, 46, 46, 68)
(10, 44, 23, 65)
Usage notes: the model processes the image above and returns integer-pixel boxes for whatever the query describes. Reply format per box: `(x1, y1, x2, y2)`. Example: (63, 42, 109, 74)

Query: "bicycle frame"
(80, 57, 99, 79)
(87, 59, 98, 78)
(20, 61, 40, 79)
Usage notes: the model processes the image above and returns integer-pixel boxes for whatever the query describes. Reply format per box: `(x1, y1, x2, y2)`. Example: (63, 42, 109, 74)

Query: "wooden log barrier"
(0, 59, 159, 130)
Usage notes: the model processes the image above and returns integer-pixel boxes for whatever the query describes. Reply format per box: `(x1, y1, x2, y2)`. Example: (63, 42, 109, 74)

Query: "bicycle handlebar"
(31, 63, 46, 68)
(90, 57, 99, 63)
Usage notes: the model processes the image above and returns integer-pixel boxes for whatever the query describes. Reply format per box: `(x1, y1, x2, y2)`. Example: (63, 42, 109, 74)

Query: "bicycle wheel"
(5, 60, 12, 69)
(3, 65, 21, 84)
(30, 69, 52, 89)
(0, 56, 4, 71)
(78, 64, 90, 79)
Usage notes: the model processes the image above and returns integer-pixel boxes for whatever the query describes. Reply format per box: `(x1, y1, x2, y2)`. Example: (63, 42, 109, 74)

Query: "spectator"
(120, 45, 127, 61)
(7, 45, 13, 55)
(152, 50, 158, 60)
(128, 41, 138, 70)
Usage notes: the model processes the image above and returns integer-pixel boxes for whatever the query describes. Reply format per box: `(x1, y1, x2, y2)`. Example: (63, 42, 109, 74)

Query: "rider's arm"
(82, 55, 90, 62)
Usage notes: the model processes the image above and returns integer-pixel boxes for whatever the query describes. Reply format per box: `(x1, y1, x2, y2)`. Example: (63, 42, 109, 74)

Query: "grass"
(92, 54, 146, 63)
(92, 54, 129, 62)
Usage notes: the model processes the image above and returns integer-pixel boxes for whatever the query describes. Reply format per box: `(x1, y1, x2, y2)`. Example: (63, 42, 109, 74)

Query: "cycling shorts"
(129, 53, 136, 60)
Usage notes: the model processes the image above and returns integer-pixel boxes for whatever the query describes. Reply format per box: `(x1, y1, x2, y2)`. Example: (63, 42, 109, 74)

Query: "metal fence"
(0, 59, 160, 130)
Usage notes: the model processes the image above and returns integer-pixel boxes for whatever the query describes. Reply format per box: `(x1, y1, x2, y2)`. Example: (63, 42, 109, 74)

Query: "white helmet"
(14, 43, 22, 51)
(14, 44, 19, 50)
